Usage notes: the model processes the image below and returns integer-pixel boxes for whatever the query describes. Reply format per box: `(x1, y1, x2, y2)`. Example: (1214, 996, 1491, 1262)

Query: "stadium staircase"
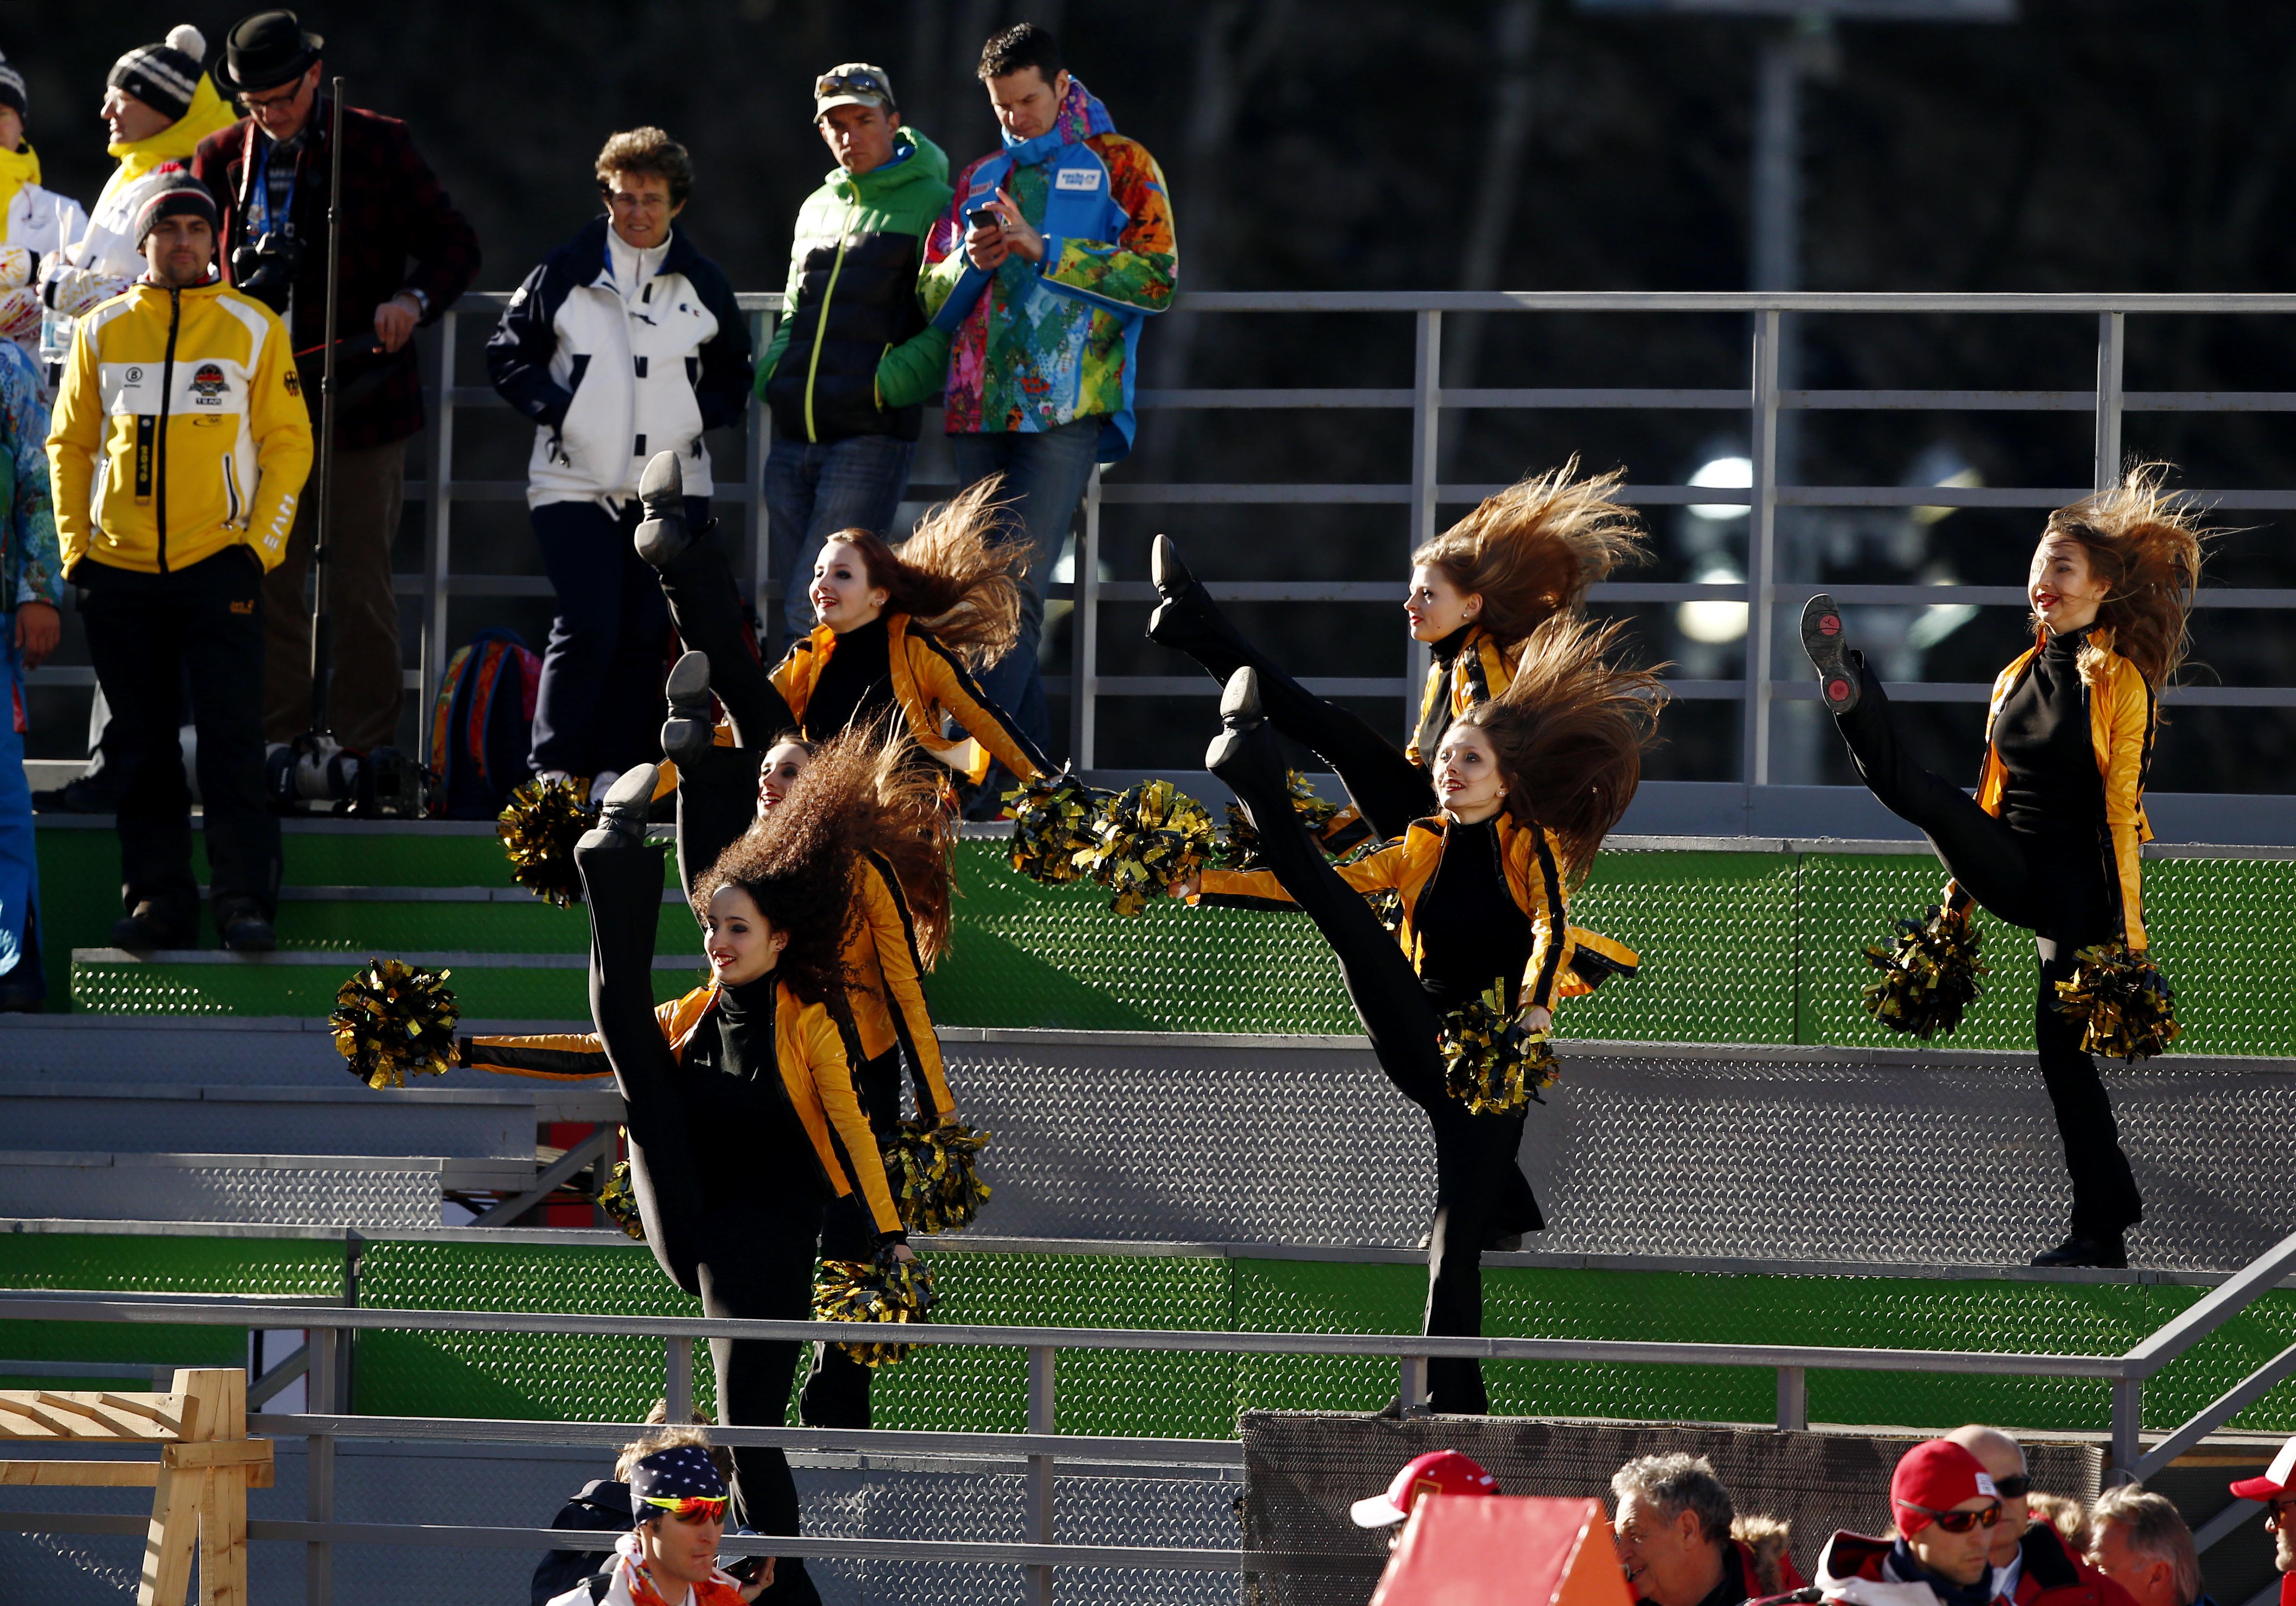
(2, 812, 2293, 1604)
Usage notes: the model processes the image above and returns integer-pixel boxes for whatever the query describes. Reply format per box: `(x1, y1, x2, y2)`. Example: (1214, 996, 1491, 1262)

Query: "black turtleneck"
(1413, 625, 1473, 763)
(673, 973, 828, 1209)
(803, 614, 895, 740)
(1887, 1540, 1995, 1606)
(1412, 815, 1532, 1012)
(1993, 624, 2103, 836)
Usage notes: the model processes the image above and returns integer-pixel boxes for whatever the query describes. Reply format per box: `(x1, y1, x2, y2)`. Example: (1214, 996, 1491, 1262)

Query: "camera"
(230, 232, 305, 313)
(267, 735, 433, 818)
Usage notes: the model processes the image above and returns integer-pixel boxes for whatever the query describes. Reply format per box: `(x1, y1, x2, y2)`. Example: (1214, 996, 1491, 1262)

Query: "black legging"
(577, 835, 824, 1606)
(1831, 663, 2144, 1240)
(1212, 720, 1539, 1414)
(1161, 586, 1435, 841)
(651, 524, 799, 748)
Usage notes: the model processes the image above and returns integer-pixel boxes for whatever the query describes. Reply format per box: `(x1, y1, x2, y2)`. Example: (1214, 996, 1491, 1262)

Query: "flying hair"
(1450, 616, 1667, 889)
(1411, 459, 1649, 654)
(819, 480, 1026, 670)
(833, 716, 958, 968)
(2040, 462, 2208, 695)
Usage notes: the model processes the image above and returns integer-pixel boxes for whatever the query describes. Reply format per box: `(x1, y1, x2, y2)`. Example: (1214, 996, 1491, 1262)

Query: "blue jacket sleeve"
(484, 259, 575, 429)
(690, 261, 754, 435)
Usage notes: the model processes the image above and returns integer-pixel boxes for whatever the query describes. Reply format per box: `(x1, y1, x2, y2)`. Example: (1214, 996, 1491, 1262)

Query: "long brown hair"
(2040, 463, 2207, 692)
(828, 718, 958, 968)
(1450, 616, 1667, 888)
(1411, 459, 1649, 653)
(825, 480, 1025, 670)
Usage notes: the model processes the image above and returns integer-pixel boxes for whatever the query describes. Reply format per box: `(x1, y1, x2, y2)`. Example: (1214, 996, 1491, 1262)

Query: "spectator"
(487, 126, 750, 793)
(2030, 1495, 2093, 1560)
(1946, 1424, 2136, 1606)
(757, 63, 954, 645)
(2088, 1487, 2212, 1606)
(919, 21, 1177, 796)
(1790, 1439, 2004, 1606)
(531, 1413, 741, 1606)
(44, 176, 310, 952)
(191, 8, 480, 756)
(1351, 1449, 1499, 1544)
(2226, 1435, 2296, 1606)
(0, 49, 90, 363)
(0, 333, 57, 1011)
(541, 1441, 767, 1606)
(1611, 1453, 1807, 1606)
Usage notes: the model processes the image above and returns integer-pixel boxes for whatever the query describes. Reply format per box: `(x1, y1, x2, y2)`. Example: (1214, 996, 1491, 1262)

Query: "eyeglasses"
(1900, 1502, 2003, 1534)
(1993, 1475, 2032, 1499)
(240, 78, 307, 114)
(816, 70, 890, 103)
(640, 1494, 728, 1523)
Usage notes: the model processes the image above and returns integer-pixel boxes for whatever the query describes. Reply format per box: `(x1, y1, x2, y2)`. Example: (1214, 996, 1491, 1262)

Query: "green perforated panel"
(1564, 851, 1800, 1044)
(69, 956, 703, 1017)
(1797, 853, 2040, 1051)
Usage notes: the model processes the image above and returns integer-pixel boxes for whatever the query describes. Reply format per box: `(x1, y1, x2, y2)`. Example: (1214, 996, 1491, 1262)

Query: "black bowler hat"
(213, 10, 324, 96)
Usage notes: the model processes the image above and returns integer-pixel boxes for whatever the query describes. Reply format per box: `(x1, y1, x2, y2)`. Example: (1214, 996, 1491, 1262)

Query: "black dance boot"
(632, 450, 699, 569)
(2031, 1233, 2129, 1270)
(1148, 535, 1255, 682)
(1800, 594, 1862, 715)
(578, 764, 660, 854)
(660, 651, 716, 766)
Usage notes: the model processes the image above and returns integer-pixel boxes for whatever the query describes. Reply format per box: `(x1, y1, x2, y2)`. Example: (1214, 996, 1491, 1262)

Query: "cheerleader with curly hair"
(1800, 465, 2205, 1268)
(1174, 618, 1663, 1413)
(1147, 461, 1646, 844)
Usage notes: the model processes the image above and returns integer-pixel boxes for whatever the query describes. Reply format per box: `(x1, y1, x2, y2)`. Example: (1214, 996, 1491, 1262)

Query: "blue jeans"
(0, 632, 41, 1005)
(763, 427, 916, 640)
(951, 418, 1103, 756)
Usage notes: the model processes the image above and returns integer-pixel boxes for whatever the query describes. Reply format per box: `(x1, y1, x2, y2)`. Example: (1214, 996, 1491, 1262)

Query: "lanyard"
(250, 133, 299, 240)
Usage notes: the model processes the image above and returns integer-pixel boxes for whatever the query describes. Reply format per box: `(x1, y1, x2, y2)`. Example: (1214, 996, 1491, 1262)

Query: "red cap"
(1350, 1450, 1499, 1527)
(2229, 1434, 2296, 1502)
(1890, 1439, 2000, 1534)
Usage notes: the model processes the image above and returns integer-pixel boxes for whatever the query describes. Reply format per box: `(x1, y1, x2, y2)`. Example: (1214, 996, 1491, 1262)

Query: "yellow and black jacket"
(1404, 625, 1515, 767)
(1195, 811, 1637, 1013)
(459, 979, 903, 1237)
(770, 612, 1049, 787)
(848, 850, 954, 1117)
(1951, 627, 2157, 948)
(47, 276, 311, 576)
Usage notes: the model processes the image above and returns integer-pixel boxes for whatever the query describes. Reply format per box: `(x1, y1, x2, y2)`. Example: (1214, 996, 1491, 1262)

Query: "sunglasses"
(640, 1494, 728, 1523)
(1993, 1475, 2032, 1499)
(816, 71, 889, 101)
(1901, 1501, 2003, 1534)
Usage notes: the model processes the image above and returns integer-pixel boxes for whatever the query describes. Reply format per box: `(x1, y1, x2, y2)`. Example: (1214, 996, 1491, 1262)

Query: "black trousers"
(577, 835, 824, 1606)
(1832, 665, 2144, 1239)
(650, 525, 798, 749)
(1215, 721, 1540, 1414)
(76, 549, 281, 929)
(1162, 588, 1434, 841)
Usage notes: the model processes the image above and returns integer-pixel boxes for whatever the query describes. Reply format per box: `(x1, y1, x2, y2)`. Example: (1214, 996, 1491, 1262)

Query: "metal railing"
(0, 1225, 2289, 1604)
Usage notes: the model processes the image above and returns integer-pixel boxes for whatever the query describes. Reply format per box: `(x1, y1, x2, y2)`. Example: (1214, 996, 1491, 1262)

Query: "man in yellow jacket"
(46, 176, 310, 951)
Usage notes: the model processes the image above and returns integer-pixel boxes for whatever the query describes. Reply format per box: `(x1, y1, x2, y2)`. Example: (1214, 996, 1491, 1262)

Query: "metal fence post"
(305, 1322, 337, 1606)
(1406, 310, 1443, 744)
(2108, 1376, 2142, 1484)
(747, 309, 772, 627)
(1743, 307, 1783, 786)
(417, 311, 456, 768)
(2095, 311, 2126, 492)
(1398, 1355, 1428, 1414)
(1070, 466, 1103, 770)
(666, 1335, 694, 1423)
(1028, 1344, 1057, 1606)
(1775, 1366, 1808, 1432)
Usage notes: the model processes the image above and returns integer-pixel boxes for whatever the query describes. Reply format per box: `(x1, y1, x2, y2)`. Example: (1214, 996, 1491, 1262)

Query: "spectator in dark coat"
(191, 9, 479, 755)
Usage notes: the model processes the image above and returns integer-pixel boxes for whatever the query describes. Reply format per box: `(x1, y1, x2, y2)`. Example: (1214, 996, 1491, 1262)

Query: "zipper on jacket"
(156, 287, 182, 573)
(801, 200, 857, 444)
(222, 454, 243, 526)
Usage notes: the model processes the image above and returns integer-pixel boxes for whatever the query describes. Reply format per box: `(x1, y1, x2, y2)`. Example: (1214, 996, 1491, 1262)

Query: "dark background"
(14, 0, 2296, 790)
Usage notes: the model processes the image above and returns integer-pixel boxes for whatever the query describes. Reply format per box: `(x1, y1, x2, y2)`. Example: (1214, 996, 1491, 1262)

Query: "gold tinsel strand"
(331, 959, 460, 1090)
(2054, 942, 2180, 1061)
(1217, 769, 1342, 870)
(1001, 771, 1109, 887)
(498, 777, 598, 907)
(1861, 906, 1986, 1040)
(1080, 778, 1218, 916)
(811, 1254, 938, 1367)
(886, 1120, 992, 1235)
(598, 1157, 644, 1241)
(1437, 983, 1557, 1116)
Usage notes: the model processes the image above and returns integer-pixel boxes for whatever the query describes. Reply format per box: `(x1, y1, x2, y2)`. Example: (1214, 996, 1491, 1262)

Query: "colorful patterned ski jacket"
(1950, 627, 2155, 948)
(1195, 812, 1639, 1014)
(918, 78, 1176, 461)
(0, 340, 58, 613)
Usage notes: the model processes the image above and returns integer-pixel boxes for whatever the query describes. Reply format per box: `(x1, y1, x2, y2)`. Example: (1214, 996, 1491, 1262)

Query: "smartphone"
(966, 205, 1003, 231)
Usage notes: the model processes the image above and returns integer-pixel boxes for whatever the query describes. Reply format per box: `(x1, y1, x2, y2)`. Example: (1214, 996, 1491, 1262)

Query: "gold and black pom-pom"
(1861, 906, 1986, 1039)
(598, 1157, 644, 1240)
(331, 958, 461, 1090)
(886, 1120, 992, 1235)
(1218, 769, 1342, 870)
(498, 777, 598, 907)
(1437, 984, 1558, 1116)
(812, 1251, 937, 1367)
(1002, 770, 1110, 887)
(2054, 942, 2179, 1061)
(1081, 778, 1219, 916)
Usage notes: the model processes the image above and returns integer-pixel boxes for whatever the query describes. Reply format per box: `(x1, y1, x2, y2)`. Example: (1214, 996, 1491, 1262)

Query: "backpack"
(430, 627, 543, 819)
(531, 1479, 630, 1606)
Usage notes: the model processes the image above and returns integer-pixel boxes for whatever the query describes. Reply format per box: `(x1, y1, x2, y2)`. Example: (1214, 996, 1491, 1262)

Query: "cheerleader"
(469, 754, 911, 1606)
(1175, 618, 1662, 1413)
(1147, 462, 1645, 843)
(1801, 467, 2204, 1268)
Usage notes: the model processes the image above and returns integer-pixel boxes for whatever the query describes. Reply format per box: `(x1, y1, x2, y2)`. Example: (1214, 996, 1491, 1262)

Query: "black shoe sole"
(1150, 534, 1194, 600)
(1218, 667, 1263, 730)
(664, 651, 712, 717)
(1800, 594, 1860, 714)
(638, 450, 684, 519)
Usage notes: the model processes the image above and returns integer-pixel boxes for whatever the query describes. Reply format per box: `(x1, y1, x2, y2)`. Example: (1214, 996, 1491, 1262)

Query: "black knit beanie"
(0, 53, 26, 119)
(135, 175, 220, 246)
(111, 26, 208, 126)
